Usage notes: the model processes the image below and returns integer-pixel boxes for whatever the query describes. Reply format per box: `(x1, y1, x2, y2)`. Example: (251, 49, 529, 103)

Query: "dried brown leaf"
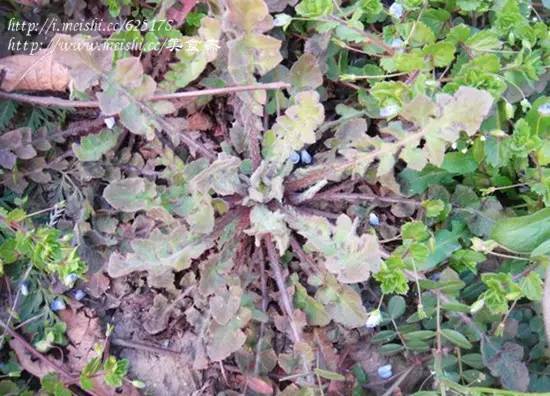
(0, 49, 70, 92)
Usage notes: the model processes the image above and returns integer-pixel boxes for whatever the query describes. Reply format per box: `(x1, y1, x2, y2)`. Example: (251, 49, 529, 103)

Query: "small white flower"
(451, 142, 457, 150)
(380, 104, 400, 118)
(520, 98, 531, 112)
(377, 364, 393, 379)
(461, 148, 468, 154)
(369, 212, 380, 226)
(538, 102, 550, 117)
(390, 38, 404, 48)
(389, 2, 403, 19)
(480, 135, 486, 142)
(366, 309, 382, 328)
(104, 117, 116, 129)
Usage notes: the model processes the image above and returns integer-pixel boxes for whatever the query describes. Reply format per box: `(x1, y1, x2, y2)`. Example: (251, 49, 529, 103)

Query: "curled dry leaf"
(0, 48, 70, 92)
(58, 308, 141, 396)
(9, 338, 65, 379)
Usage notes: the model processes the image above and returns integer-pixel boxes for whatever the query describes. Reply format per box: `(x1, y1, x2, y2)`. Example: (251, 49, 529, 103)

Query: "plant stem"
(300, 192, 420, 206)
(285, 128, 426, 192)
(0, 82, 291, 108)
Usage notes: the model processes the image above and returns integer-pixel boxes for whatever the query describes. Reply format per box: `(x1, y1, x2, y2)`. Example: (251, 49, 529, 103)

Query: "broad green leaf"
(423, 221, 467, 271)
(400, 87, 493, 168)
(441, 329, 472, 349)
(402, 330, 436, 341)
(292, 275, 330, 326)
(190, 153, 244, 196)
(491, 208, 550, 253)
(465, 30, 502, 54)
(315, 275, 368, 328)
(108, 226, 212, 288)
(481, 340, 529, 391)
(289, 54, 323, 94)
(423, 41, 455, 67)
(295, 0, 333, 17)
(103, 177, 158, 212)
(245, 205, 290, 254)
(314, 368, 345, 381)
(518, 272, 543, 301)
(72, 128, 120, 162)
(160, 17, 221, 91)
(265, 91, 324, 165)
(290, 213, 382, 283)
(387, 295, 406, 319)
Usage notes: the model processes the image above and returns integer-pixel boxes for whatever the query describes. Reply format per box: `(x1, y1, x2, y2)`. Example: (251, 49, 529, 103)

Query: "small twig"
(0, 264, 33, 346)
(289, 236, 316, 277)
(298, 192, 421, 206)
(296, 206, 340, 220)
(110, 338, 181, 356)
(381, 365, 415, 396)
(254, 247, 268, 376)
(0, 82, 291, 109)
(264, 236, 301, 344)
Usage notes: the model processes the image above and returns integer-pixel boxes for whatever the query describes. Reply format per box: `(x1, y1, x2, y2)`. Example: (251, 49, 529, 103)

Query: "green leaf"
(103, 177, 158, 212)
(295, 0, 333, 17)
(387, 295, 406, 320)
(72, 128, 120, 162)
(422, 199, 445, 217)
(289, 54, 323, 94)
(401, 221, 429, 241)
(246, 205, 290, 255)
(160, 17, 221, 91)
(491, 208, 550, 253)
(441, 329, 472, 349)
(423, 41, 455, 67)
(315, 275, 368, 328)
(465, 30, 502, 54)
(481, 340, 529, 391)
(190, 153, 244, 196)
(108, 226, 212, 289)
(290, 213, 382, 283)
(379, 343, 405, 355)
(292, 276, 330, 326)
(518, 271, 543, 301)
(441, 152, 478, 174)
(423, 221, 467, 271)
(314, 368, 345, 381)
(402, 330, 436, 341)
(264, 91, 324, 165)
